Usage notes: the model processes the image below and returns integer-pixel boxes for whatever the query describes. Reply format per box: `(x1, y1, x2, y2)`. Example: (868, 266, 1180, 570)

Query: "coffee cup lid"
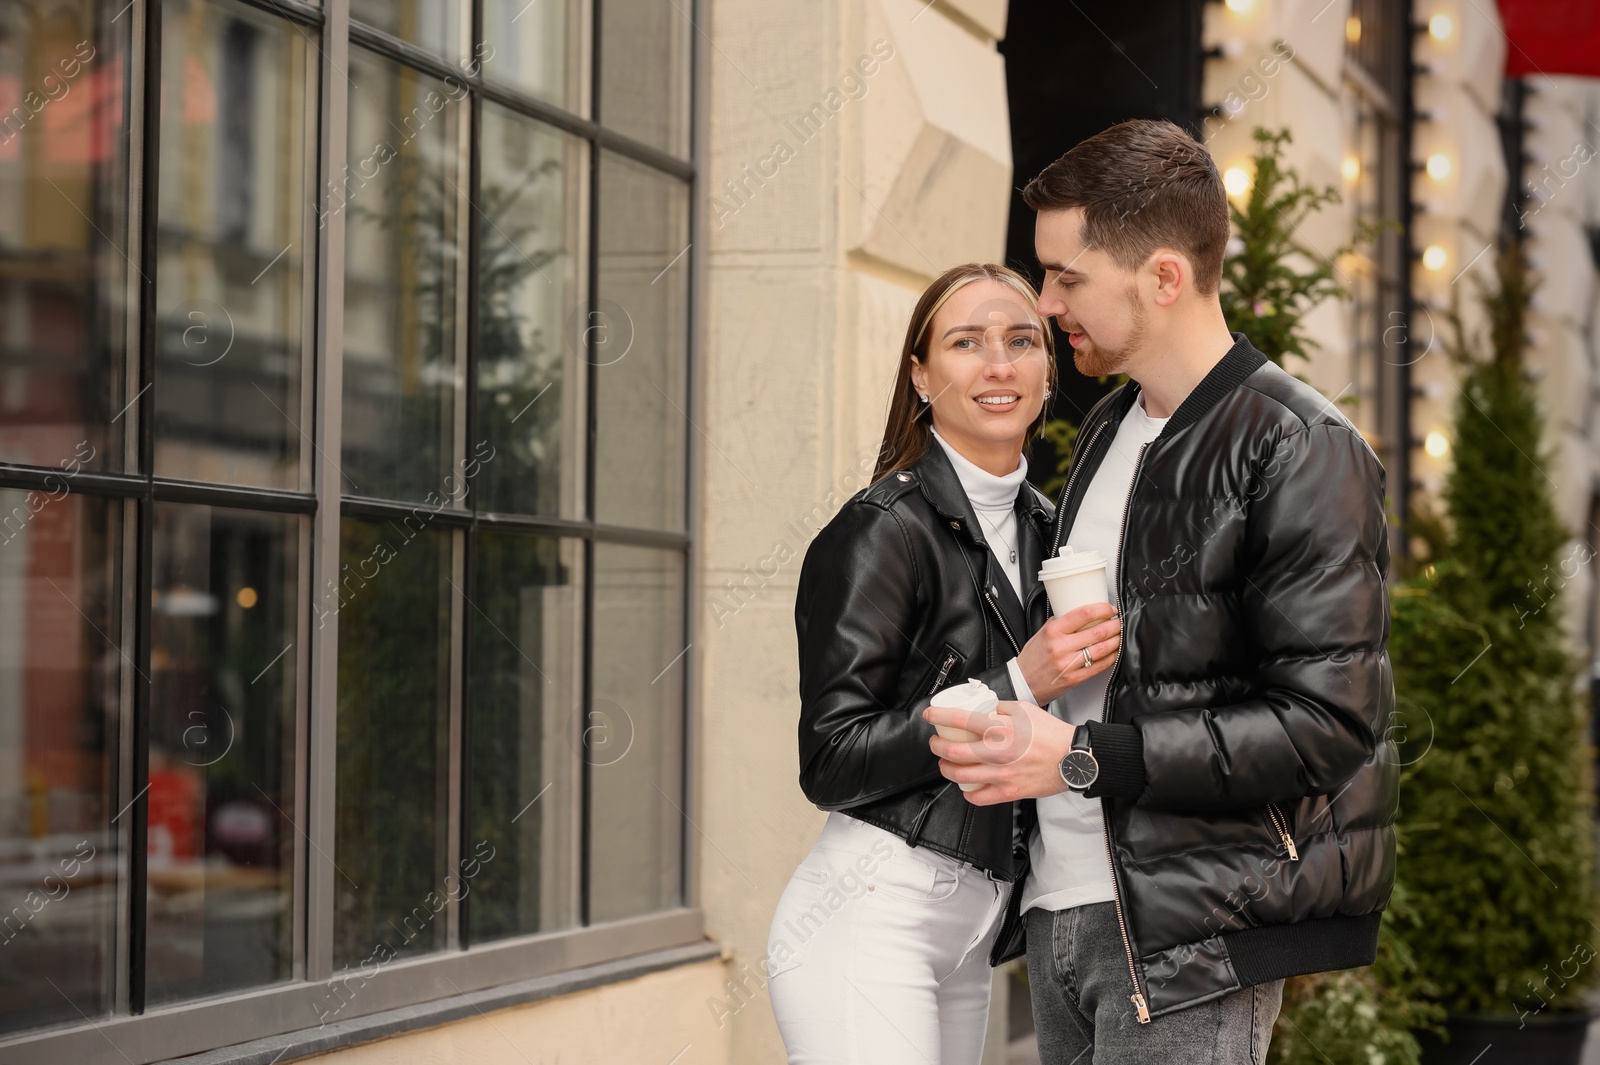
(930, 678, 999, 713)
(1038, 545, 1108, 579)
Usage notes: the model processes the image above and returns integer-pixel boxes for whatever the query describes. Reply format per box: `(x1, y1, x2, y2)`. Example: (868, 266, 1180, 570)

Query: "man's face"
(1034, 207, 1147, 378)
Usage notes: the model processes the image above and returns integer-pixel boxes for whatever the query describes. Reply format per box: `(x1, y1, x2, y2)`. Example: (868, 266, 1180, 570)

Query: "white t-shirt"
(1021, 392, 1168, 915)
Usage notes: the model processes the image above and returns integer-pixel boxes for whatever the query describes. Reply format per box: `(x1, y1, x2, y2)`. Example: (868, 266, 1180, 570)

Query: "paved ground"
(1006, 1033, 1041, 1064)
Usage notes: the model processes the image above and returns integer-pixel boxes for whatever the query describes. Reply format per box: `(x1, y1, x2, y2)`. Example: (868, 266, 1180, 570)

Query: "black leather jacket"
(793, 437, 1053, 879)
(992, 335, 1399, 1022)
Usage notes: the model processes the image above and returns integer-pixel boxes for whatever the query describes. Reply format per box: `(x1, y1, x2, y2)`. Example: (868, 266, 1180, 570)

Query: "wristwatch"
(1058, 725, 1100, 792)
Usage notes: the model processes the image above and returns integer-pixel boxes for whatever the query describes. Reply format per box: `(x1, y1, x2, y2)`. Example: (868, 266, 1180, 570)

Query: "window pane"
(0, 3, 131, 473)
(342, 50, 462, 503)
(0, 490, 120, 1034)
(349, 0, 462, 62)
(599, 0, 690, 155)
(155, 0, 311, 490)
(334, 516, 450, 966)
(146, 504, 297, 1004)
(465, 533, 580, 943)
(594, 154, 688, 531)
(475, 106, 583, 518)
(587, 543, 683, 922)
(479, 0, 580, 111)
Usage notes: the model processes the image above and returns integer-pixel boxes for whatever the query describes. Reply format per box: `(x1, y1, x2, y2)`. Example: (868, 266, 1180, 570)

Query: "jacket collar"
(1104, 332, 1270, 441)
(1049, 333, 1269, 560)
(911, 437, 1052, 639)
(911, 434, 1048, 544)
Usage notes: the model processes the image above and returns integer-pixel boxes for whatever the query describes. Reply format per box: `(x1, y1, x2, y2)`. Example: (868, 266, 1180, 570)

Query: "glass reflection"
(145, 503, 297, 1003)
(334, 516, 450, 966)
(0, 489, 120, 1034)
(0, 0, 130, 473)
(349, 0, 462, 61)
(341, 49, 463, 503)
(587, 543, 683, 922)
(475, 105, 582, 518)
(594, 152, 688, 531)
(156, 0, 311, 489)
(465, 532, 580, 943)
(600, 0, 690, 155)
(479, 0, 580, 111)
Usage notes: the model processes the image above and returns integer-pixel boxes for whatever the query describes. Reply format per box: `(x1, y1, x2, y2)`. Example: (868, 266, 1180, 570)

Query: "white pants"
(766, 811, 1008, 1065)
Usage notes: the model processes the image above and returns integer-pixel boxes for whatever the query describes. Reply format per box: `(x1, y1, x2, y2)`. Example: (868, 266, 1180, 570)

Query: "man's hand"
(923, 700, 1077, 805)
(1014, 603, 1121, 705)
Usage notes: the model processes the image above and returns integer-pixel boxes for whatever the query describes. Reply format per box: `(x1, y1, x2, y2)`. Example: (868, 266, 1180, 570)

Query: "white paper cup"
(929, 678, 998, 792)
(1038, 546, 1110, 627)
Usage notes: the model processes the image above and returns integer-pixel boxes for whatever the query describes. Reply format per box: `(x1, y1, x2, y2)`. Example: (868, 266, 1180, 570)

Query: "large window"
(0, 0, 695, 1058)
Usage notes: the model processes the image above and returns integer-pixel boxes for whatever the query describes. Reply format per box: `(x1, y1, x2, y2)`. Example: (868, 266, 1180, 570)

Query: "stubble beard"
(1069, 284, 1146, 378)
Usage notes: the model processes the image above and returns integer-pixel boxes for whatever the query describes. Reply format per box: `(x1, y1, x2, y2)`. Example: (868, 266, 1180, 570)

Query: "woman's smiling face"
(910, 279, 1050, 463)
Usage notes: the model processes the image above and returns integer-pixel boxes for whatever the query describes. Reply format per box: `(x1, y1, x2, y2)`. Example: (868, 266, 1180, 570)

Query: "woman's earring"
(918, 393, 929, 403)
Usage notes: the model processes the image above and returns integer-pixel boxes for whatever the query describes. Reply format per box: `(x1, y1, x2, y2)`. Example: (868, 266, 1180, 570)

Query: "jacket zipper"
(1052, 421, 1114, 556)
(928, 650, 959, 695)
(1099, 441, 1152, 1024)
(983, 594, 1023, 656)
(1267, 802, 1299, 861)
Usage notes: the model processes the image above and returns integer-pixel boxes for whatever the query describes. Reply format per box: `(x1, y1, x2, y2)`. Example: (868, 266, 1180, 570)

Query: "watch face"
(1060, 749, 1099, 790)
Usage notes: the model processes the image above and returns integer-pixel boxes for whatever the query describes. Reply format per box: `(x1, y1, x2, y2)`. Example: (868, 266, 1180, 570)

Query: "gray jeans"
(1024, 903, 1284, 1064)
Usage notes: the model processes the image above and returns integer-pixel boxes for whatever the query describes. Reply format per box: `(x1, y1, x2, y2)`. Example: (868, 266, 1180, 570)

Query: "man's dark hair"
(1022, 119, 1229, 295)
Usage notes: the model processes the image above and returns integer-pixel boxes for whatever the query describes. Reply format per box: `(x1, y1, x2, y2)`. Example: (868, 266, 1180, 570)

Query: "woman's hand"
(1014, 602, 1121, 705)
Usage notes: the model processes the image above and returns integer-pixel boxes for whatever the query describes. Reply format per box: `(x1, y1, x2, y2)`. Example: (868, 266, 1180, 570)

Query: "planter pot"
(1415, 1010, 1592, 1065)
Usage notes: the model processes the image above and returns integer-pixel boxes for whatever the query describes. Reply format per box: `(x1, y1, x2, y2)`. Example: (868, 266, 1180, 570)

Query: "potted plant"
(1387, 243, 1598, 1063)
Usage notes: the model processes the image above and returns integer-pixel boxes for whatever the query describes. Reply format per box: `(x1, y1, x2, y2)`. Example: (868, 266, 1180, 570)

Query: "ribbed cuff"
(1081, 721, 1146, 800)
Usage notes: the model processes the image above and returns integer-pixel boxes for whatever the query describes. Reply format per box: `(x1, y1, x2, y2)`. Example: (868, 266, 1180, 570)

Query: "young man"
(923, 119, 1398, 1062)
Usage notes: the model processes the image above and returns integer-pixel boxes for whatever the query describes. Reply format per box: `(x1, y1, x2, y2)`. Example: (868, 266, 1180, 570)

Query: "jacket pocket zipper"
(1267, 802, 1299, 861)
(928, 650, 959, 695)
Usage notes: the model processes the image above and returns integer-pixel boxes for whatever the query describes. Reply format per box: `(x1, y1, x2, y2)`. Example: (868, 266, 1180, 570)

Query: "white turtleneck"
(929, 428, 1028, 598)
(928, 429, 1033, 701)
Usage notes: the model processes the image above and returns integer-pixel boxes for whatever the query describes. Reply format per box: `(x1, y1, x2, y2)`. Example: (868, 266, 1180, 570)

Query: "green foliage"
(1270, 874, 1443, 1065)
(1217, 128, 1354, 368)
(1035, 417, 1078, 498)
(1385, 244, 1597, 1016)
(1269, 971, 1424, 1065)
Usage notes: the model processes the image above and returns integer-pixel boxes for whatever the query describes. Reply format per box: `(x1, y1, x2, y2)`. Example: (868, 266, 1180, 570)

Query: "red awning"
(1497, 0, 1600, 78)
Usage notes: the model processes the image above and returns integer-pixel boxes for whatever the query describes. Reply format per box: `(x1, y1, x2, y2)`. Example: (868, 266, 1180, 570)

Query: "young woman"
(768, 263, 1124, 1063)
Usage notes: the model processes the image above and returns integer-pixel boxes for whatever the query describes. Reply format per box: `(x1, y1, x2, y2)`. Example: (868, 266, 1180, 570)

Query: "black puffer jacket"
(991, 335, 1399, 1022)
(794, 438, 1054, 880)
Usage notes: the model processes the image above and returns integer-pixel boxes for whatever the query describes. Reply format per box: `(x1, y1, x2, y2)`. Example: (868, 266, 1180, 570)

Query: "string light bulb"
(1223, 167, 1252, 197)
(1428, 13, 1454, 41)
(1422, 244, 1448, 271)
(1424, 431, 1450, 458)
(1342, 155, 1361, 183)
(1426, 153, 1451, 180)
